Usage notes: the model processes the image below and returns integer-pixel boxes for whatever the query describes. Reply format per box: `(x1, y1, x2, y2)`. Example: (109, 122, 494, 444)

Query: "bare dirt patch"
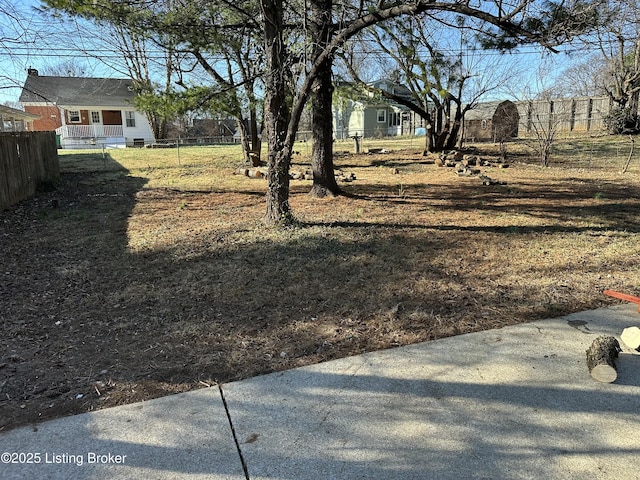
(1, 145, 639, 432)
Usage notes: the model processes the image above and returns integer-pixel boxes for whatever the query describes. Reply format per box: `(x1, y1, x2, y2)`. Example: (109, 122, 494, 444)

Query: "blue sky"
(0, 0, 121, 104)
(1, 1, 583, 106)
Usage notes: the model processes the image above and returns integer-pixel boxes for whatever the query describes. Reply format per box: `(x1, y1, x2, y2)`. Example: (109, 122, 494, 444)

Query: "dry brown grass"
(1, 137, 639, 431)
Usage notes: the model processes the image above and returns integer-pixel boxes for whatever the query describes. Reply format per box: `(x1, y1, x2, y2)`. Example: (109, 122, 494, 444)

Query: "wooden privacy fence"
(0, 131, 59, 211)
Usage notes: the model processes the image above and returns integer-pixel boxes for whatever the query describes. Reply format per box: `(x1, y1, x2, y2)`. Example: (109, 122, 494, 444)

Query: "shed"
(463, 100, 519, 143)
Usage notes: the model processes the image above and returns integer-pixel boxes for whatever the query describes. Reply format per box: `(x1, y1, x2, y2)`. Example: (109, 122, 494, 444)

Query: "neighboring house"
(0, 104, 40, 132)
(19, 69, 154, 148)
(333, 79, 414, 139)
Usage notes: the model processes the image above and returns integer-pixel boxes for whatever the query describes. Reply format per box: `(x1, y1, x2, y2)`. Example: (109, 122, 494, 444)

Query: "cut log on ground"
(586, 335, 622, 383)
(621, 326, 640, 351)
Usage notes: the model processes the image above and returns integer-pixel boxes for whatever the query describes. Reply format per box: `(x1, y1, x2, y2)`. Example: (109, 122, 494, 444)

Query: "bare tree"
(525, 98, 573, 166)
(590, 0, 640, 131)
(0, 1, 45, 95)
(515, 67, 574, 167)
(554, 53, 608, 98)
(259, 0, 598, 223)
(40, 60, 88, 77)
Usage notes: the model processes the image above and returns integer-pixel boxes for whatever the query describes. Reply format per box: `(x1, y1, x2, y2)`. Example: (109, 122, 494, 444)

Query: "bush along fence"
(0, 131, 59, 211)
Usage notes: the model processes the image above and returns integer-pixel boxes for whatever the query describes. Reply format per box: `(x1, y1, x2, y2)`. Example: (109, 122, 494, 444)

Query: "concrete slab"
(1, 306, 639, 479)
(222, 305, 640, 479)
(0, 386, 246, 479)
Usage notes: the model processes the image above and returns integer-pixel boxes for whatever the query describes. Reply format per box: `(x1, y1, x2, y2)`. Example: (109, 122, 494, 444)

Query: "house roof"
(464, 100, 516, 121)
(0, 104, 41, 121)
(19, 72, 136, 107)
(369, 78, 413, 100)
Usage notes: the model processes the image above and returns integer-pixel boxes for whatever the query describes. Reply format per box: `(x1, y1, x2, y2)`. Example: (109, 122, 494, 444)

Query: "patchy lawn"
(1, 138, 639, 431)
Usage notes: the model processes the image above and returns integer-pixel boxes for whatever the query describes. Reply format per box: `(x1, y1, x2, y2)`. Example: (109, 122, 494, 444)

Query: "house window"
(68, 110, 81, 123)
(481, 119, 488, 130)
(377, 109, 387, 123)
(389, 112, 400, 127)
(125, 111, 136, 127)
(90, 111, 100, 123)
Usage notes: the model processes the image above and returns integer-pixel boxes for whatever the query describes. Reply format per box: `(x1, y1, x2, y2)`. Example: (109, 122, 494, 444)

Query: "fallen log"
(586, 335, 622, 383)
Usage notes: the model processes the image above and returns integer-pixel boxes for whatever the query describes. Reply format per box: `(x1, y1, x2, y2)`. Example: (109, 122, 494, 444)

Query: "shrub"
(603, 106, 639, 134)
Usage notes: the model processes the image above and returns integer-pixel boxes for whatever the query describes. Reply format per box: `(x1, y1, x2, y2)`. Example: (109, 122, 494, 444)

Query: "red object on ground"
(604, 290, 640, 313)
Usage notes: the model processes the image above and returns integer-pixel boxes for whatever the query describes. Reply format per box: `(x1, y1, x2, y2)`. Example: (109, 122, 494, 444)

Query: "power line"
(2, 45, 595, 61)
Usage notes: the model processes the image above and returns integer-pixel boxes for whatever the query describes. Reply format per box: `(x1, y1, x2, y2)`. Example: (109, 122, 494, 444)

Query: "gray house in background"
(333, 79, 414, 139)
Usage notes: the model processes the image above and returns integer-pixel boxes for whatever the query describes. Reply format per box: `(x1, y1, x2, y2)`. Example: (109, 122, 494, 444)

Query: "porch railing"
(56, 124, 124, 138)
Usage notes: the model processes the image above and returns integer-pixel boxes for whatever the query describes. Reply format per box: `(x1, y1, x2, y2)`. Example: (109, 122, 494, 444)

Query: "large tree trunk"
(309, 0, 341, 198)
(262, 0, 294, 225)
(249, 108, 262, 161)
(445, 108, 463, 150)
(424, 125, 434, 154)
(309, 71, 341, 197)
(627, 90, 640, 130)
(236, 118, 254, 166)
(265, 148, 292, 223)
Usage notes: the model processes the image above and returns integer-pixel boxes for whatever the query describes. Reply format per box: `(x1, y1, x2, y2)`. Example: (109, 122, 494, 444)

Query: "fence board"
(0, 132, 59, 211)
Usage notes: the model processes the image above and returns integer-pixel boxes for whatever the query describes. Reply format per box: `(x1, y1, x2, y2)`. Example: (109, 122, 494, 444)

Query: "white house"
(19, 69, 155, 149)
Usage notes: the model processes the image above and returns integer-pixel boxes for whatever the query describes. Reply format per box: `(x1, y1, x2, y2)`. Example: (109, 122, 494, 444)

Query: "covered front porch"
(55, 124, 126, 149)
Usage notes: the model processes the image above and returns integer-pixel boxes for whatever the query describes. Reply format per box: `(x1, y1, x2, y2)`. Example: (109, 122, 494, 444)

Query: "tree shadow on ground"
(1, 152, 639, 434)
(341, 178, 640, 233)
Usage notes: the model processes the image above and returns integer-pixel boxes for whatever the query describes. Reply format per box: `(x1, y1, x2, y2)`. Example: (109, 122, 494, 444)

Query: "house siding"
(464, 119, 492, 142)
(341, 100, 410, 138)
(366, 108, 384, 137)
(41, 108, 154, 148)
(123, 111, 155, 145)
(23, 105, 61, 131)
